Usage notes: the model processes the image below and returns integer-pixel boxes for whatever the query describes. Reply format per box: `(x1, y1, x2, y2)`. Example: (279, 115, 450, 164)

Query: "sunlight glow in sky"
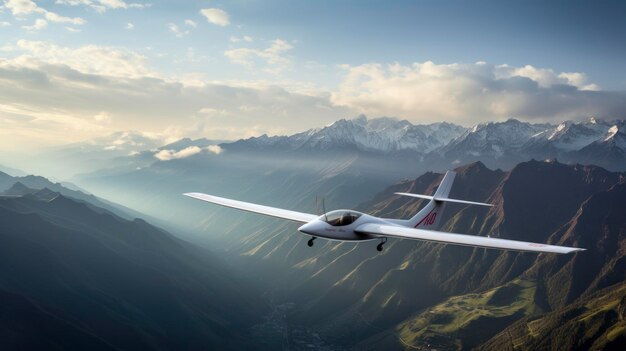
(0, 0, 625, 152)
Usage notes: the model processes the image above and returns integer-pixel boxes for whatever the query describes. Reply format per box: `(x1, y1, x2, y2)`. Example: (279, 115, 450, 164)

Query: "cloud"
(44, 11, 85, 24)
(10, 39, 154, 78)
(4, 39, 623, 154)
(224, 39, 293, 74)
(184, 19, 197, 28)
(154, 145, 222, 160)
(125, 22, 133, 29)
(0, 40, 349, 151)
(94, 111, 112, 124)
(229, 35, 253, 43)
(5, 0, 40, 16)
(6, 0, 86, 25)
(55, 0, 148, 13)
(200, 8, 230, 26)
(331, 61, 626, 124)
(206, 144, 223, 154)
(154, 146, 202, 161)
(0, 21, 11, 27)
(22, 18, 47, 31)
(167, 23, 189, 37)
(495, 64, 599, 91)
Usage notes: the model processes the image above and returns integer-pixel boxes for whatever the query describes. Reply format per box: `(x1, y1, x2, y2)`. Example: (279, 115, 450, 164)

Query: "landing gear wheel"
(376, 237, 387, 252)
(307, 237, 316, 247)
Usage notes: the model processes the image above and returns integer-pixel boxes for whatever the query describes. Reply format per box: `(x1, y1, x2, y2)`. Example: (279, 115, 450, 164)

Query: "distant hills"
(0, 170, 145, 221)
(0, 176, 264, 349)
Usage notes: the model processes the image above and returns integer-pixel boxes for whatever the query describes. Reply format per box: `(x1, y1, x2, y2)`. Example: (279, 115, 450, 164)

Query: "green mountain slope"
(478, 282, 626, 351)
(396, 278, 541, 350)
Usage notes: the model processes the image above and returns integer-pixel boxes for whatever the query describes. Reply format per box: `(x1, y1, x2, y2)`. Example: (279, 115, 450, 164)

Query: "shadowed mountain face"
(0, 189, 263, 349)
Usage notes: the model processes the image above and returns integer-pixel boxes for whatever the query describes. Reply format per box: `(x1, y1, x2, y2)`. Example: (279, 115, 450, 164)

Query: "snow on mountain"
(601, 123, 626, 150)
(573, 121, 626, 167)
(438, 118, 553, 158)
(222, 115, 626, 171)
(227, 115, 467, 154)
(527, 117, 611, 151)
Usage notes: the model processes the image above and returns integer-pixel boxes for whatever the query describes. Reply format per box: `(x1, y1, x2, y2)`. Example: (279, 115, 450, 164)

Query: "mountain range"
(0, 175, 266, 349)
(8, 115, 625, 184)
(225, 116, 626, 171)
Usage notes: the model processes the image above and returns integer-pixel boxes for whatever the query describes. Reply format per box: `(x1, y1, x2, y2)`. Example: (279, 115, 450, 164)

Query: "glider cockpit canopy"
(321, 210, 362, 226)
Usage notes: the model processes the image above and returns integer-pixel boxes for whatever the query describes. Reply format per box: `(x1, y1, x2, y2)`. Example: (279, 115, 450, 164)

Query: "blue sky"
(1, 0, 625, 152)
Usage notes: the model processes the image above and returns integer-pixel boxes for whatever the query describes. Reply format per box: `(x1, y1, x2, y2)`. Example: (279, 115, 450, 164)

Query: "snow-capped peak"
(605, 125, 619, 141)
(230, 116, 467, 154)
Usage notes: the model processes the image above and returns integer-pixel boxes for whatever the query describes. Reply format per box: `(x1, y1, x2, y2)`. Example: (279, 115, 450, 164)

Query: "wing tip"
(183, 192, 203, 198)
(560, 247, 586, 254)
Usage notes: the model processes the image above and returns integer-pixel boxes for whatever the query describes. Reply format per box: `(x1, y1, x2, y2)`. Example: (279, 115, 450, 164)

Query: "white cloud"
(3, 39, 623, 154)
(495, 64, 599, 91)
(44, 11, 85, 24)
(184, 19, 197, 28)
(22, 18, 47, 31)
(0, 22, 11, 27)
(225, 39, 293, 74)
(230, 35, 253, 43)
(154, 146, 202, 161)
(0, 40, 348, 151)
(11, 39, 154, 78)
(6, 0, 86, 25)
(94, 111, 112, 124)
(5, 0, 40, 16)
(206, 145, 223, 154)
(55, 0, 148, 12)
(200, 8, 230, 26)
(125, 22, 134, 29)
(331, 61, 626, 124)
(65, 26, 81, 32)
(98, 0, 128, 9)
(168, 23, 189, 37)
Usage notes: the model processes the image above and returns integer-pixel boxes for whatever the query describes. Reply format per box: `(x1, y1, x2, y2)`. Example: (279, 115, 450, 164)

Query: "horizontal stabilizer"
(395, 192, 493, 207)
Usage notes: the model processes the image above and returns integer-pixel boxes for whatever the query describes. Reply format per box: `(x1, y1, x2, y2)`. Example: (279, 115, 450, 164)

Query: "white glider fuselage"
(298, 211, 382, 241)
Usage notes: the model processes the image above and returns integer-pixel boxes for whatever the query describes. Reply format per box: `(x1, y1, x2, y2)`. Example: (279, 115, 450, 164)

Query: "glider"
(184, 171, 585, 254)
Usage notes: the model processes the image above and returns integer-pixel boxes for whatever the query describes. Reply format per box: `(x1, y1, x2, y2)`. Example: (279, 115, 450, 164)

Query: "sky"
(1, 0, 626, 153)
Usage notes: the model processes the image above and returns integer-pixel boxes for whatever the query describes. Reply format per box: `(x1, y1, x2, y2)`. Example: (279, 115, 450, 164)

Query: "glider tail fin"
(403, 171, 456, 230)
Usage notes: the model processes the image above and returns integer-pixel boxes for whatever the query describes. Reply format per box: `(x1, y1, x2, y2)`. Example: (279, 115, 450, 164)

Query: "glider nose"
(298, 220, 322, 235)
